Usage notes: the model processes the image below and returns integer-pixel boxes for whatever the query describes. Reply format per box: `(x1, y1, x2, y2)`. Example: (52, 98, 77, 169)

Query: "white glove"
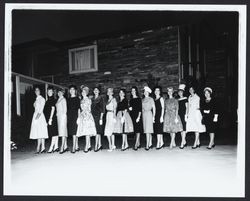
(48, 119, 52, 125)
(136, 117, 140, 123)
(160, 116, 164, 123)
(185, 115, 188, 122)
(76, 118, 80, 125)
(153, 116, 155, 123)
(99, 119, 103, 125)
(213, 114, 218, 122)
(129, 107, 132, 111)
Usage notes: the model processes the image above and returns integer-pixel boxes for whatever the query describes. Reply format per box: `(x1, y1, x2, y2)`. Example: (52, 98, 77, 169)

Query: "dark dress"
(129, 97, 143, 133)
(200, 98, 218, 133)
(178, 97, 188, 131)
(154, 97, 164, 134)
(91, 95, 105, 135)
(44, 96, 58, 137)
(67, 96, 80, 136)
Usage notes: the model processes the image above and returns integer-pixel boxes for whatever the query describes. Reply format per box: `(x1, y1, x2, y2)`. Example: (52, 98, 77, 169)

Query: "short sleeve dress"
(91, 95, 105, 135)
(114, 98, 134, 134)
(104, 98, 117, 136)
(76, 97, 97, 137)
(67, 96, 80, 136)
(163, 97, 183, 133)
(178, 97, 188, 131)
(200, 98, 218, 133)
(29, 95, 49, 139)
(186, 94, 206, 133)
(129, 97, 143, 134)
(142, 97, 155, 134)
(44, 96, 58, 137)
(154, 97, 164, 134)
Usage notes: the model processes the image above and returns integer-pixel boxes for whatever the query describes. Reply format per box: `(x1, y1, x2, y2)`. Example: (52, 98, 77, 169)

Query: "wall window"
(68, 45, 98, 74)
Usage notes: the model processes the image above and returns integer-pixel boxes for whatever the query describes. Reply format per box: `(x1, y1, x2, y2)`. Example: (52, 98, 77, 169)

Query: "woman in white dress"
(186, 86, 206, 149)
(76, 86, 97, 153)
(56, 88, 68, 154)
(104, 88, 117, 152)
(29, 86, 48, 154)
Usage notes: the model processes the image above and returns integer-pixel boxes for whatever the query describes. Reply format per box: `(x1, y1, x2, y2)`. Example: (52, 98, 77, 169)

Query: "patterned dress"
(163, 97, 183, 133)
(91, 95, 105, 135)
(114, 98, 134, 134)
(29, 95, 48, 139)
(56, 97, 68, 137)
(76, 97, 97, 137)
(104, 98, 117, 137)
(142, 97, 155, 134)
(186, 94, 206, 133)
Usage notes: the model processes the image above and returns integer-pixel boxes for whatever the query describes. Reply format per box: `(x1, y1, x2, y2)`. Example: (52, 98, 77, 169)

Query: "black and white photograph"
(3, 3, 246, 197)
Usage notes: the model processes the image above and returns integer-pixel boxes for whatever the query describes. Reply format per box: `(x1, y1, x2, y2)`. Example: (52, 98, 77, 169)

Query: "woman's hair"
(153, 85, 162, 98)
(189, 85, 196, 93)
(47, 86, 54, 91)
(69, 85, 77, 90)
(130, 86, 140, 99)
(119, 88, 127, 101)
(34, 85, 41, 91)
(58, 87, 65, 94)
(80, 85, 89, 95)
(93, 86, 101, 94)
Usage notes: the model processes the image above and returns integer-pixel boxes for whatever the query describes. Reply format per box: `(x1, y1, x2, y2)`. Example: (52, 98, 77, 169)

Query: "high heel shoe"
(84, 147, 91, 153)
(192, 145, 198, 149)
(47, 150, 53, 153)
(145, 147, 149, 151)
(53, 148, 59, 152)
(40, 149, 46, 154)
(134, 146, 138, 151)
(149, 145, 153, 149)
(75, 148, 80, 152)
(207, 144, 215, 149)
(97, 146, 103, 152)
(179, 143, 187, 149)
(197, 144, 201, 148)
(35, 151, 40, 154)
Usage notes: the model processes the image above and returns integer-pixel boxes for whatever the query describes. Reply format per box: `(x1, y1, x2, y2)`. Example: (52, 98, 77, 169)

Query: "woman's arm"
(48, 106, 55, 124)
(35, 97, 45, 120)
(152, 98, 156, 123)
(160, 97, 164, 122)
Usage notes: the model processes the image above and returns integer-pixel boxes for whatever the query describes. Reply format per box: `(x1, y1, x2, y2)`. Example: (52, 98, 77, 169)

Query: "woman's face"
(189, 87, 195, 95)
(178, 90, 183, 97)
(81, 89, 87, 97)
(119, 90, 125, 98)
(47, 89, 53, 97)
(107, 88, 113, 96)
(94, 88, 100, 96)
(204, 90, 211, 99)
(69, 87, 76, 96)
(35, 88, 40, 96)
(154, 88, 160, 96)
(167, 88, 173, 96)
(144, 90, 149, 97)
(131, 88, 136, 97)
(58, 91, 63, 97)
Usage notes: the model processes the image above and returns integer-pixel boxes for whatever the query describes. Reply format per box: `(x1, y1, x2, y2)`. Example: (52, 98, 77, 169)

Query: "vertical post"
(188, 35, 192, 76)
(177, 26, 182, 83)
(15, 75, 21, 116)
(45, 83, 48, 101)
(196, 43, 200, 79)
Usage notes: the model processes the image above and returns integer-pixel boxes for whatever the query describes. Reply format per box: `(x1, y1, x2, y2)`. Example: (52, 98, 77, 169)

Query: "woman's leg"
(36, 139, 41, 153)
(180, 131, 186, 147)
(122, 134, 125, 149)
(156, 134, 160, 148)
(208, 133, 215, 147)
(193, 132, 200, 147)
(107, 136, 112, 151)
(124, 135, 129, 149)
(41, 138, 45, 151)
(60, 137, 65, 152)
(95, 135, 99, 150)
(111, 134, 116, 149)
(170, 133, 175, 148)
(145, 133, 149, 149)
(72, 135, 76, 152)
(149, 134, 152, 148)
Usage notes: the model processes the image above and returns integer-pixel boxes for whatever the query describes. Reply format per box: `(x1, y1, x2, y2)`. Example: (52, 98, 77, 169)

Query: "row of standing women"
(29, 83, 218, 154)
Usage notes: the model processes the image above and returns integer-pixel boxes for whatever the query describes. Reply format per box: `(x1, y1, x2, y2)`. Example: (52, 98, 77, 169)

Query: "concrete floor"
(7, 144, 243, 197)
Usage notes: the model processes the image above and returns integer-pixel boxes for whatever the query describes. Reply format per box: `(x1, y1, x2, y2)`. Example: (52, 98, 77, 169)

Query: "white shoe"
(108, 149, 113, 152)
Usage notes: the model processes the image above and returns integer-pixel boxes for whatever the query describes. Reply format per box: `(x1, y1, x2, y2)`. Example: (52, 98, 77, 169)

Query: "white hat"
(204, 87, 213, 94)
(178, 84, 186, 91)
(144, 86, 152, 93)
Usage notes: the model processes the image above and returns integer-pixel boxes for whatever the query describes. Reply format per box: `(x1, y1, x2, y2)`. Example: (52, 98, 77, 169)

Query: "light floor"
(7, 145, 243, 197)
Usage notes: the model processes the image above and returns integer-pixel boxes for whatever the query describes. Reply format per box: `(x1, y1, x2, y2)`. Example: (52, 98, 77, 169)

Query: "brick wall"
(55, 26, 180, 96)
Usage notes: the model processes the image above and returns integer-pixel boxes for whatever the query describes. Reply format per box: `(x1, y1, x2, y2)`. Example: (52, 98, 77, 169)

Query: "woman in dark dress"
(153, 86, 165, 150)
(114, 89, 134, 151)
(91, 86, 105, 152)
(129, 86, 143, 150)
(67, 85, 80, 153)
(178, 84, 188, 149)
(44, 86, 58, 153)
(201, 87, 218, 149)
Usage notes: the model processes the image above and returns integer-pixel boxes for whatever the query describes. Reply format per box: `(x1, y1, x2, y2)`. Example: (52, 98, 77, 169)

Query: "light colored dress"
(56, 97, 68, 137)
(163, 97, 183, 133)
(29, 95, 48, 139)
(76, 97, 97, 137)
(142, 96, 155, 134)
(104, 98, 117, 136)
(186, 93, 206, 133)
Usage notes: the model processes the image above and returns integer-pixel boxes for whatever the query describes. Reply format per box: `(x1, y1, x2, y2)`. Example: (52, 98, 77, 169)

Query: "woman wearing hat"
(186, 86, 206, 149)
(91, 86, 105, 152)
(114, 88, 134, 151)
(104, 88, 117, 152)
(153, 86, 165, 150)
(44, 86, 59, 153)
(163, 87, 183, 149)
(142, 86, 156, 150)
(67, 85, 80, 153)
(178, 84, 188, 149)
(56, 88, 68, 154)
(76, 86, 97, 153)
(200, 87, 218, 149)
(29, 86, 48, 153)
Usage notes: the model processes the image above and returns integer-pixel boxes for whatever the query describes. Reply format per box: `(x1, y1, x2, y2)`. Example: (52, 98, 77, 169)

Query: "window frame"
(68, 44, 98, 74)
